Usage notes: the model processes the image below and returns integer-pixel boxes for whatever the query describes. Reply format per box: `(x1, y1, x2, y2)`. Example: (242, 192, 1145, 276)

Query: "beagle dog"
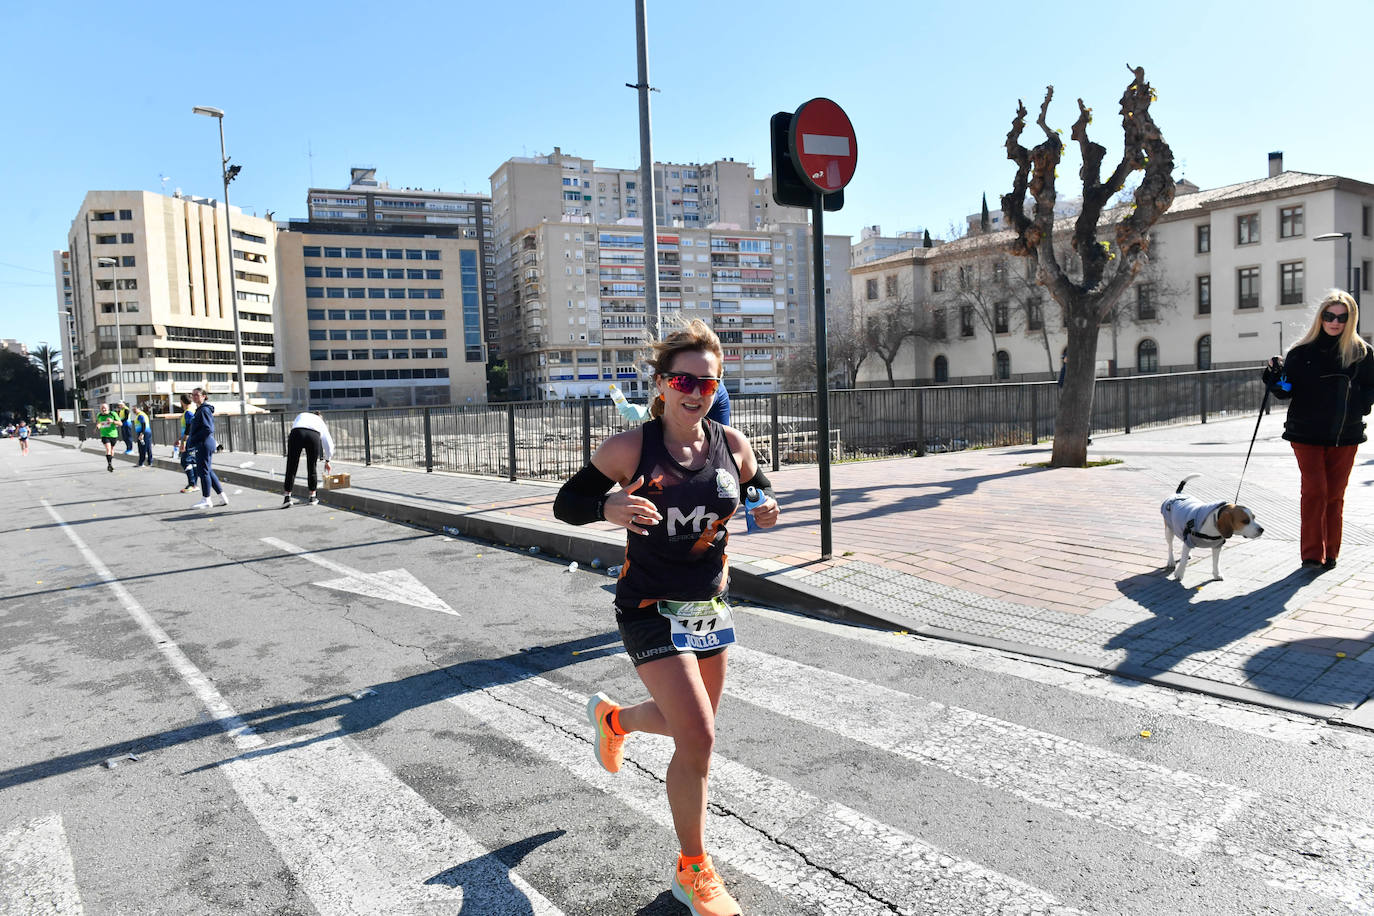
(1162, 474, 1263, 581)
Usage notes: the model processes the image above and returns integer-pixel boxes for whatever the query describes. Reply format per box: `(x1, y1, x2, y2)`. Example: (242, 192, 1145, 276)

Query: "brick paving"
(47, 409, 1374, 726)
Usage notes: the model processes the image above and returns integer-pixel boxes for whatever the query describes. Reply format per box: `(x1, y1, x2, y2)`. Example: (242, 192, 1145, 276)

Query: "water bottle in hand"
(609, 384, 647, 422)
(743, 486, 765, 532)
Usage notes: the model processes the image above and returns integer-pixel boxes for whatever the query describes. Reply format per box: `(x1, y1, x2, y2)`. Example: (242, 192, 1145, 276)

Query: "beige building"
(305, 169, 497, 360)
(274, 231, 487, 409)
(59, 190, 282, 413)
(849, 156, 1374, 387)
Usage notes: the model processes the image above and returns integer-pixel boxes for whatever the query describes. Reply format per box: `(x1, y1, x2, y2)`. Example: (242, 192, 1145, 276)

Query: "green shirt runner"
(96, 411, 121, 440)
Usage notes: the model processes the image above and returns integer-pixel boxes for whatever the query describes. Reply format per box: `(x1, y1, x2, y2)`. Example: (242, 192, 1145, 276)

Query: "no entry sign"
(788, 98, 857, 195)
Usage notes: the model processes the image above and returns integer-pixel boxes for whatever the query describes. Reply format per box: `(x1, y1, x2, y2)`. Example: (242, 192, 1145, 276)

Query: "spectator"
(132, 404, 153, 467)
(281, 411, 335, 508)
(185, 388, 228, 509)
(118, 402, 134, 454)
(174, 393, 198, 493)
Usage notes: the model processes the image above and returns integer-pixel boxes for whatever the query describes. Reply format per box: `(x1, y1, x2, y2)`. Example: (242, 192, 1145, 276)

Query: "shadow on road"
(1244, 636, 1374, 706)
(426, 829, 565, 914)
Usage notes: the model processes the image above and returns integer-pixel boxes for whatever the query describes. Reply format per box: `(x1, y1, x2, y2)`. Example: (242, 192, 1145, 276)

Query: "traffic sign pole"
(811, 191, 832, 560)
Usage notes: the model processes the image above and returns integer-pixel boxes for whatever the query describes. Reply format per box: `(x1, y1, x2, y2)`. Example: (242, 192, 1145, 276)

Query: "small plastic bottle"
(608, 384, 646, 422)
(743, 486, 765, 532)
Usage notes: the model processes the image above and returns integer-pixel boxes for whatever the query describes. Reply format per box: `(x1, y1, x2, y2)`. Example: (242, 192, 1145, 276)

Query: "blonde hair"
(647, 318, 724, 420)
(1294, 290, 1368, 367)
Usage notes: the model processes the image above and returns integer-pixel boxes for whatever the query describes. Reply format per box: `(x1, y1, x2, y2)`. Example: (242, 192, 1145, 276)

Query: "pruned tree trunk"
(1003, 65, 1175, 467)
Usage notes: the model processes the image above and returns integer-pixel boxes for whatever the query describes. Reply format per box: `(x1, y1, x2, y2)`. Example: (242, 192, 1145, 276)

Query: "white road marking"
(40, 501, 557, 915)
(726, 645, 1374, 912)
(0, 813, 84, 915)
(450, 665, 1085, 916)
(261, 536, 456, 615)
(739, 605, 1374, 752)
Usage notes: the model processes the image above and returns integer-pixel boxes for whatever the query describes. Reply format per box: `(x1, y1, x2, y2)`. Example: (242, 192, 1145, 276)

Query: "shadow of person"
(425, 829, 565, 914)
(1104, 568, 1318, 690)
(1243, 636, 1374, 706)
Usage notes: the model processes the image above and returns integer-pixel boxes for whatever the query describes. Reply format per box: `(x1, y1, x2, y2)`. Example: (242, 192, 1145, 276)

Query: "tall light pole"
(193, 105, 250, 417)
(38, 340, 57, 422)
(96, 256, 126, 403)
(1272, 320, 1283, 355)
(1315, 230, 1355, 333)
(628, 1, 660, 343)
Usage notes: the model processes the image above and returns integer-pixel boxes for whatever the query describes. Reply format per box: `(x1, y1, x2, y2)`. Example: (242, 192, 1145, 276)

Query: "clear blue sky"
(4, 0, 1372, 361)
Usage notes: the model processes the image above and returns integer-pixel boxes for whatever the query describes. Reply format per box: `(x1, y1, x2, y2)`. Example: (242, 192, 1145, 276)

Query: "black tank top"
(616, 418, 741, 604)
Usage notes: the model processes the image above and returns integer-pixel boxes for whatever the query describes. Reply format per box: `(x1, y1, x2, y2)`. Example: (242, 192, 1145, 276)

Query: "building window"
(1136, 284, 1156, 320)
(1137, 339, 1159, 373)
(1237, 213, 1260, 245)
(118, 209, 133, 220)
(885, 275, 898, 297)
(932, 270, 945, 293)
(1364, 205, 1372, 238)
(1026, 298, 1044, 331)
(1238, 267, 1260, 309)
(994, 301, 1009, 334)
(1197, 275, 1211, 315)
(1279, 261, 1304, 305)
(1364, 260, 1372, 293)
(121, 255, 135, 268)
(95, 234, 117, 245)
(1197, 335, 1212, 370)
(995, 350, 1010, 380)
(865, 278, 878, 300)
(303, 246, 321, 258)
(120, 232, 134, 244)
(933, 355, 949, 383)
(931, 307, 947, 339)
(307, 308, 325, 320)
(959, 305, 974, 338)
(1279, 205, 1304, 239)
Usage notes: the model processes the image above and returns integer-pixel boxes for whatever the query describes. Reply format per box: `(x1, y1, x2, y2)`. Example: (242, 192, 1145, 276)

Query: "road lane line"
(0, 813, 84, 916)
(726, 645, 1374, 912)
(39, 498, 560, 915)
(448, 663, 1085, 915)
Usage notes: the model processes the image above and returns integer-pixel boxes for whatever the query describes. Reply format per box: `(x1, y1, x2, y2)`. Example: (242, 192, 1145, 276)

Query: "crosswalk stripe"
(726, 645, 1374, 912)
(449, 662, 1086, 915)
(0, 813, 84, 915)
(39, 497, 564, 916)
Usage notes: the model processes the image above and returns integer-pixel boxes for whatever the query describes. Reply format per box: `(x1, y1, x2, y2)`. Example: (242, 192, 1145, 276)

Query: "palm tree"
(30, 344, 60, 381)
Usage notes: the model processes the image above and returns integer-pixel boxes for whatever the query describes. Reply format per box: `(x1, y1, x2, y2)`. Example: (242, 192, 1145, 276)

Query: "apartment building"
(59, 191, 282, 413)
(0, 339, 28, 357)
(304, 169, 497, 358)
(506, 221, 811, 400)
(852, 226, 927, 265)
(849, 156, 1374, 387)
(274, 231, 486, 408)
(489, 147, 850, 394)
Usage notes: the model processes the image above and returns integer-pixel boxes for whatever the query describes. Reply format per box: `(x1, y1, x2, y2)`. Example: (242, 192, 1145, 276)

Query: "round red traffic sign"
(788, 98, 857, 194)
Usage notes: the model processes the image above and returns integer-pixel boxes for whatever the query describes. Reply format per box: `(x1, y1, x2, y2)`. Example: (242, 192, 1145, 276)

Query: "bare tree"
(862, 305, 912, 387)
(1003, 65, 1175, 467)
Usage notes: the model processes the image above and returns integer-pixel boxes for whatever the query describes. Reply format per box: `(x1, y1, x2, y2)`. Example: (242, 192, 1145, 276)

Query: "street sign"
(771, 112, 843, 211)
(788, 98, 857, 195)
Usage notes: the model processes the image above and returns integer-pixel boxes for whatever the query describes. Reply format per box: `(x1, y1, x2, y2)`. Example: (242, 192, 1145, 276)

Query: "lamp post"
(192, 104, 249, 417)
(38, 340, 57, 422)
(95, 256, 126, 403)
(1272, 320, 1283, 355)
(1315, 230, 1355, 333)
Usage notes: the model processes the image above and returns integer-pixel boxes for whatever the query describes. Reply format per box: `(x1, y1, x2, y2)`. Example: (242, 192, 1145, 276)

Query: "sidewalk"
(49, 412, 1374, 729)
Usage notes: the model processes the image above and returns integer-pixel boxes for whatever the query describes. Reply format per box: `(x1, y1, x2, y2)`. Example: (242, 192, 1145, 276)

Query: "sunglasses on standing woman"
(1322, 310, 1350, 324)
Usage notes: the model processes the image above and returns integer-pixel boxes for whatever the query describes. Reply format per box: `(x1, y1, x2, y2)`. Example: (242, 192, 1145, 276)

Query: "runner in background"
(16, 419, 29, 456)
(95, 403, 120, 472)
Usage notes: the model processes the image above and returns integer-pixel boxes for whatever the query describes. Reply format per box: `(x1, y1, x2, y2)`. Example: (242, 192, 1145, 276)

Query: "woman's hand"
(604, 475, 662, 535)
(752, 495, 780, 528)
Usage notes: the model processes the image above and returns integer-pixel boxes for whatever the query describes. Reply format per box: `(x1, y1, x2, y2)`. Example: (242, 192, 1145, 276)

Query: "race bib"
(657, 597, 736, 652)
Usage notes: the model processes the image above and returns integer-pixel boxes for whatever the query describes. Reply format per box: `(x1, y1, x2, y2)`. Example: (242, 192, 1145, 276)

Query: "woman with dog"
(553, 318, 779, 916)
(1263, 290, 1374, 570)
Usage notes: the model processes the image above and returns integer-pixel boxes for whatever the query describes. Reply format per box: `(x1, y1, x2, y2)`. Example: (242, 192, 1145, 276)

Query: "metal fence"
(150, 366, 1266, 482)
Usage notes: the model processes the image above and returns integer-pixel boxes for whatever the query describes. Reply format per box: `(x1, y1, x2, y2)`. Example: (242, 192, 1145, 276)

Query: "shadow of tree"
(1244, 637, 1374, 706)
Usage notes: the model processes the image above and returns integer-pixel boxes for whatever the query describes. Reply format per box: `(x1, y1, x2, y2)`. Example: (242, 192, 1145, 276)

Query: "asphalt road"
(3, 444, 1373, 915)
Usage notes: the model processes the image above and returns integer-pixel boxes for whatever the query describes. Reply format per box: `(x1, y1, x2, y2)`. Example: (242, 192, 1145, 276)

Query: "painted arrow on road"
(261, 537, 457, 616)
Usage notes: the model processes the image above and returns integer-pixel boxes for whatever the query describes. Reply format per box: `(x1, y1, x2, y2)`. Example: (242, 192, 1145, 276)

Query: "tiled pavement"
(45, 408, 1374, 728)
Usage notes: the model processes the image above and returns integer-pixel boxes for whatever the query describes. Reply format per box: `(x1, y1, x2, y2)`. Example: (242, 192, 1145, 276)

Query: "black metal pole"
(811, 194, 832, 559)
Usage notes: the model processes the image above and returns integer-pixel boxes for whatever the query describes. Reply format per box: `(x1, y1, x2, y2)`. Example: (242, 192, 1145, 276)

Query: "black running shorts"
(614, 600, 729, 667)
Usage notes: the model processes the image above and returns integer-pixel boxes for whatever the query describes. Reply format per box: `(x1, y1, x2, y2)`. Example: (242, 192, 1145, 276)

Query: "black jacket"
(1264, 334, 1374, 446)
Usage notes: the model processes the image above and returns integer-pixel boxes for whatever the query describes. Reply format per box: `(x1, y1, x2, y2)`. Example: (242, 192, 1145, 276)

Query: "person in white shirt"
(281, 411, 335, 507)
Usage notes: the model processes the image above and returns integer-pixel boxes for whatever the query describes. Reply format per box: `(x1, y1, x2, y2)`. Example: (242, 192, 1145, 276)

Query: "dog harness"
(1161, 495, 1229, 548)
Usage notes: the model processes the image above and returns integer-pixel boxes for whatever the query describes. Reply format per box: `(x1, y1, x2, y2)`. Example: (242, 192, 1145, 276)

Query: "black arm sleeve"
(554, 464, 615, 525)
(741, 467, 774, 499)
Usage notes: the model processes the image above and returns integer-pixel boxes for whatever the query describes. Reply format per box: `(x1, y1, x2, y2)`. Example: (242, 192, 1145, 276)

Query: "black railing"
(149, 367, 1266, 483)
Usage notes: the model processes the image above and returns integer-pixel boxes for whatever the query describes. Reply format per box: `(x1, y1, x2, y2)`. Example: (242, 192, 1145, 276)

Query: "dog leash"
(1235, 388, 1271, 503)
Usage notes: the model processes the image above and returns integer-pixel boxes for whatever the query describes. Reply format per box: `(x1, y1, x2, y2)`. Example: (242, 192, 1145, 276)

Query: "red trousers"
(1291, 442, 1358, 563)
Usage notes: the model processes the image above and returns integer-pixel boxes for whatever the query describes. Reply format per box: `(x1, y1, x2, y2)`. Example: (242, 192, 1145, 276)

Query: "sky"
(4, 0, 1374, 363)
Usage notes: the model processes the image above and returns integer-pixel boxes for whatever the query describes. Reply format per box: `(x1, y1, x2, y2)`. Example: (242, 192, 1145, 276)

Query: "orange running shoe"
(672, 855, 740, 916)
(586, 692, 624, 773)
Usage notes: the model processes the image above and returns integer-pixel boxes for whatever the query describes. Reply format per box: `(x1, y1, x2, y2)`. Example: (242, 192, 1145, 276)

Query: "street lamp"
(38, 340, 57, 423)
(1272, 320, 1284, 355)
(96, 255, 126, 403)
(193, 104, 250, 417)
